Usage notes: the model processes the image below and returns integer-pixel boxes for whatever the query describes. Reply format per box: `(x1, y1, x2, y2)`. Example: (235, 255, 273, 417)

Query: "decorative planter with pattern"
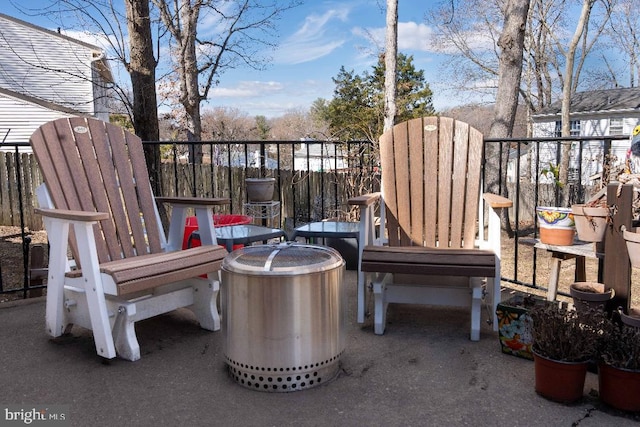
(496, 295, 546, 360)
(536, 206, 575, 246)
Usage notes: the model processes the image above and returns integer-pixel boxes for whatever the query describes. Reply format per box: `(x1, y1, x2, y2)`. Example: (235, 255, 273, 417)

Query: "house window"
(554, 120, 581, 137)
(609, 118, 624, 135)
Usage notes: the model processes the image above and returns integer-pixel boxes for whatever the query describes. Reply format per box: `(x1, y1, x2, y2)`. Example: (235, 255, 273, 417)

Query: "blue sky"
(5, 1, 463, 118)
(207, 1, 444, 117)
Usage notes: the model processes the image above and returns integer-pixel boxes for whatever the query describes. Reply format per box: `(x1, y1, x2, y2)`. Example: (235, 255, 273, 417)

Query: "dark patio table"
(191, 224, 286, 252)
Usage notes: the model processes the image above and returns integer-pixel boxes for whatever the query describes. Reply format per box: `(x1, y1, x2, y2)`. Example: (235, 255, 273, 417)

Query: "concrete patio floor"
(1, 270, 638, 426)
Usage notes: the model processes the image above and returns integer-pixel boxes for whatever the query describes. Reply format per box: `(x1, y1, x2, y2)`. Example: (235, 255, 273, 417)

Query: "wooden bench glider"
(31, 117, 229, 360)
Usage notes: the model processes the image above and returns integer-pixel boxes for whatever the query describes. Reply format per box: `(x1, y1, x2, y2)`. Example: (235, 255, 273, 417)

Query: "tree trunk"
(383, 0, 398, 132)
(125, 0, 162, 195)
(560, 0, 595, 207)
(488, 0, 531, 236)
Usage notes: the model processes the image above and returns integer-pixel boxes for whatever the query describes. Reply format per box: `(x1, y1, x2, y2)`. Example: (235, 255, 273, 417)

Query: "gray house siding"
(0, 90, 75, 151)
(523, 88, 640, 185)
(0, 13, 112, 148)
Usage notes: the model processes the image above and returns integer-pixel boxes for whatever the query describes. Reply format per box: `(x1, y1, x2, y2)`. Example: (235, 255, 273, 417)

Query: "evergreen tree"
(325, 53, 434, 141)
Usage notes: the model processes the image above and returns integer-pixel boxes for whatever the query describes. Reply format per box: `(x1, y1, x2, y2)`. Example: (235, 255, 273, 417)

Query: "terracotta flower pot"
(620, 307, 640, 329)
(569, 282, 614, 313)
(622, 227, 640, 268)
(536, 207, 575, 246)
(571, 204, 608, 243)
(598, 362, 640, 412)
(533, 350, 588, 403)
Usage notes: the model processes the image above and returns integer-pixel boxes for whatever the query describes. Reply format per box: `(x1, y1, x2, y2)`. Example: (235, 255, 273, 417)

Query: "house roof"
(533, 87, 640, 119)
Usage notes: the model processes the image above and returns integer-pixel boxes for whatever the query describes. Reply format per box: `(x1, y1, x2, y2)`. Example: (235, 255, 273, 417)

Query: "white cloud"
(352, 21, 437, 53)
(398, 22, 435, 51)
(274, 7, 350, 64)
(210, 81, 284, 98)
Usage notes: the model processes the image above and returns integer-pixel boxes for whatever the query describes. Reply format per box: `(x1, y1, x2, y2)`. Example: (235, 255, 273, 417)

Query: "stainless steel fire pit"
(221, 242, 346, 392)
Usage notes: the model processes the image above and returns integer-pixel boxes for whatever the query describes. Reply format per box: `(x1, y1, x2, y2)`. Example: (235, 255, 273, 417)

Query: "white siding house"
(528, 88, 640, 184)
(0, 13, 113, 150)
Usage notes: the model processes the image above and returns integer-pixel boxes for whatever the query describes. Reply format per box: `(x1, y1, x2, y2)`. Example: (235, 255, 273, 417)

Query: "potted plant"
(536, 206, 576, 245)
(245, 177, 276, 202)
(620, 307, 640, 328)
(598, 320, 640, 412)
(572, 202, 610, 243)
(622, 225, 640, 268)
(530, 303, 602, 403)
(569, 281, 614, 313)
(496, 294, 545, 360)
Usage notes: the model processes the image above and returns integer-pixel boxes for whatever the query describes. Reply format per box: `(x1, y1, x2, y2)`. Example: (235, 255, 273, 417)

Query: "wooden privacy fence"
(0, 152, 42, 230)
(0, 153, 368, 231)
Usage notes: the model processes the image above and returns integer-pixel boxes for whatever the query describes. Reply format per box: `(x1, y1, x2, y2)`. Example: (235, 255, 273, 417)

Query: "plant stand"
(244, 201, 281, 229)
(603, 183, 633, 313)
(532, 240, 603, 301)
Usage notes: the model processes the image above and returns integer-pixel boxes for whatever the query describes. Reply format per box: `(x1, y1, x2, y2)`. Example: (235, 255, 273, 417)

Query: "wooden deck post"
(603, 183, 632, 312)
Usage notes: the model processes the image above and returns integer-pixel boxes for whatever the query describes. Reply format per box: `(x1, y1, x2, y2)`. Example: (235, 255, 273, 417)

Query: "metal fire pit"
(221, 242, 346, 392)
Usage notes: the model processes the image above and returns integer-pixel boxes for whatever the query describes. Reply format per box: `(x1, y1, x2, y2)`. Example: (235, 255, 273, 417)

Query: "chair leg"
(74, 224, 117, 360)
(470, 284, 482, 341)
(357, 269, 366, 324)
(43, 219, 71, 337)
(491, 274, 501, 331)
(190, 276, 220, 331)
(113, 304, 141, 362)
(372, 273, 390, 335)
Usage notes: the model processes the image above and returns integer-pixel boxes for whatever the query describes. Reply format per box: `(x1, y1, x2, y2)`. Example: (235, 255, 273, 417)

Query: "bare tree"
(152, 0, 299, 162)
(383, 0, 398, 132)
(556, 0, 611, 206)
(270, 109, 326, 140)
(604, 0, 640, 87)
(487, 0, 531, 235)
(14, 0, 165, 193)
(125, 0, 162, 195)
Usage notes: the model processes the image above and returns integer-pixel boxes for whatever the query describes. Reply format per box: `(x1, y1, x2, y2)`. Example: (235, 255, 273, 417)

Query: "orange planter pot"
(598, 363, 640, 412)
(536, 207, 575, 246)
(533, 351, 588, 404)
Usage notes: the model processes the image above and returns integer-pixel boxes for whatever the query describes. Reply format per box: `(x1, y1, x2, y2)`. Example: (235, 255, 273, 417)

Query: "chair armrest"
(348, 192, 380, 207)
(155, 197, 230, 207)
(483, 193, 512, 209)
(157, 198, 229, 251)
(35, 207, 109, 222)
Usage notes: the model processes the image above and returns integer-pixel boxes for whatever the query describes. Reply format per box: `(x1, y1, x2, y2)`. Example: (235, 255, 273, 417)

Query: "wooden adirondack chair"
(31, 117, 229, 361)
(350, 116, 512, 340)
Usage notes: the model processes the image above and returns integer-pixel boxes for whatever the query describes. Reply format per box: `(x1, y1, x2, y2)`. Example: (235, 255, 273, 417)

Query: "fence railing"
(0, 134, 631, 300)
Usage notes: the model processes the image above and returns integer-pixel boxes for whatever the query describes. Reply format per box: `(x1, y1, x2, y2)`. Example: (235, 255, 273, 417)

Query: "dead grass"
(0, 226, 48, 302)
(1, 225, 639, 309)
(500, 232, 640, 308)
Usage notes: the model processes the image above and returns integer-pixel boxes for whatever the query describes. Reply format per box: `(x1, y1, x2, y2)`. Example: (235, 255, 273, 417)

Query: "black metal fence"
(0, 134, 631, 300)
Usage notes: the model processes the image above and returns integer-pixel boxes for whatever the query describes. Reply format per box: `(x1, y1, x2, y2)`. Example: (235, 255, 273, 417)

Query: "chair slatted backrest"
(31, 117, 163, 263)
(379, 116, 483, 249)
